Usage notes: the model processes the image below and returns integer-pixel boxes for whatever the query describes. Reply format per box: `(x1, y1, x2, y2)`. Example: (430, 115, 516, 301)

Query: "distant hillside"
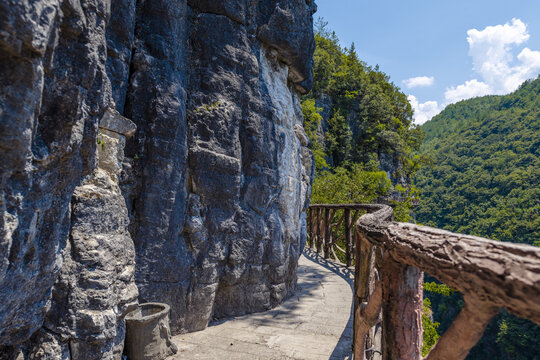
(416, 77, 540, 246)
(415, 77, 540, 360)
(421, 95, 499, 144)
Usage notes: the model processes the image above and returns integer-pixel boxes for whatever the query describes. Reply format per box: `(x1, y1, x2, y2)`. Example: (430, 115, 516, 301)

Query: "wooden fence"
(306, 204, 540, 360)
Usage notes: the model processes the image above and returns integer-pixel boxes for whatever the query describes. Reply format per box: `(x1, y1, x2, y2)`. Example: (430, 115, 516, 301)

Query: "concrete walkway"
(172, 249, 354, 360)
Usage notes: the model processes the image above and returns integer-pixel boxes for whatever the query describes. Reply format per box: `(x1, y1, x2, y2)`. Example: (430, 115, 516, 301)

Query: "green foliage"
(306, 22, 424, 180)
(422, 298, 440, 356)
(416, 78, 540, 359)
(416, 78, 540, 245)
(301, 99, 328, 171)
(311, 165, 391, 205)
(390, 183, 420, 223)
(305, 21, 424, 226)
(191, 101, 221, 115)
(423, 282, 454, 297)
(96, 134, 105, 150)
(326, 111, 352, 166)
(467, 310, 540, 360)
(493, 313, 540, 360)
(421, 279, 458, 355)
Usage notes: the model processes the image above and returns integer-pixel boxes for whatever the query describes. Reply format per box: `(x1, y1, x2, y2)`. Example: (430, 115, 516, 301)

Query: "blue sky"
(315, 0, 540, 124)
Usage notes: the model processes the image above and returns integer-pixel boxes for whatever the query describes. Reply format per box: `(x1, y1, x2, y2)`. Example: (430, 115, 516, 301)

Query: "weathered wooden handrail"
(307, 203, 540, 360)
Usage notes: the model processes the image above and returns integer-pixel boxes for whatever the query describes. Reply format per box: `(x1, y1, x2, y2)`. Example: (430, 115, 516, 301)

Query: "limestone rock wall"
(25, 122, 139, 360)
(0, 0, 114, 347)
(0, 0, 316, 357)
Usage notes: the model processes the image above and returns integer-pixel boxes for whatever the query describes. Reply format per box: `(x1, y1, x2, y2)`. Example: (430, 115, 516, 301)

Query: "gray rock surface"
(1, 0, 316, 357)
(124, 0, 316, 334)
(1, 114, 139, 359)
(0, 0, 113, 346)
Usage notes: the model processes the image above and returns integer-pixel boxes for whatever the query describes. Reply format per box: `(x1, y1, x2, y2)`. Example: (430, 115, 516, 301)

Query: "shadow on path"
(302, 248, 354, 360)
(173, 248, 356, 359)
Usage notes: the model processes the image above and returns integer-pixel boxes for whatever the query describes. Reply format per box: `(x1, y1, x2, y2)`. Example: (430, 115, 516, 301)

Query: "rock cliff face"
(0, 0, 315, 358)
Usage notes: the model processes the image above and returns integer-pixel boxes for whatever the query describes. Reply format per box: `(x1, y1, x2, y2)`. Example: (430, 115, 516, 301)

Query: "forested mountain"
(416, 78, 540, 246)
(415, 77, 540, 359)
(303, 22, 424, 221)
(305, 23, 424, 176)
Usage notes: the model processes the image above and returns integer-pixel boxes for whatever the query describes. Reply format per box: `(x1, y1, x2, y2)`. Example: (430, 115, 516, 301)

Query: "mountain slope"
(416, 78, 540, 245)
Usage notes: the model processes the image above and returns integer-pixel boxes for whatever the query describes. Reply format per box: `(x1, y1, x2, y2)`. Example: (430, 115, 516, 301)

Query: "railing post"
(345, 208, 352, 267)
(306, 207, 311, 248)
(353, 230, 381, 360)
(316, 208, 323, 254)
(353, 227, 365, 360)
(310, 208, 316, 250)
(381, 251, 423, 360)
(324, 208, 331, 259)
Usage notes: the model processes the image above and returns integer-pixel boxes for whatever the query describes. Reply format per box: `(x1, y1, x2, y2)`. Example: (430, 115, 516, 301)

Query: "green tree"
(422, 298, 440, 356)
(308, 25, 422, 176)
(301, 99, 328, 171)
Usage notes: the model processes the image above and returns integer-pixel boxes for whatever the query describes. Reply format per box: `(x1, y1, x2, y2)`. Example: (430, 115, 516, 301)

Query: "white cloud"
(444, 79, 492, 104)
(463, 18, 540, 96)
(408, 95, 441, 125)
(403, 76, 435, 89)
(514, 47, 540, 84)
(408, 18, 540, 124)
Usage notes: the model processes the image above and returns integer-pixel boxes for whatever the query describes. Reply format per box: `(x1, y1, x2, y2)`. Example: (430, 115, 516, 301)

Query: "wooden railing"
(307, 204, 382, 266)
(306, 204, 540, 360)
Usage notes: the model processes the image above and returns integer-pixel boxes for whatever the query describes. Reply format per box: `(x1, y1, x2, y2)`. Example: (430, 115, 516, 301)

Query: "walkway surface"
(171, 249, 354, 360)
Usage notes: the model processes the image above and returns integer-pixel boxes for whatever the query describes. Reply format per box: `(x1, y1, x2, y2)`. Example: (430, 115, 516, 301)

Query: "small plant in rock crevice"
(97, 135, 105, 150)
